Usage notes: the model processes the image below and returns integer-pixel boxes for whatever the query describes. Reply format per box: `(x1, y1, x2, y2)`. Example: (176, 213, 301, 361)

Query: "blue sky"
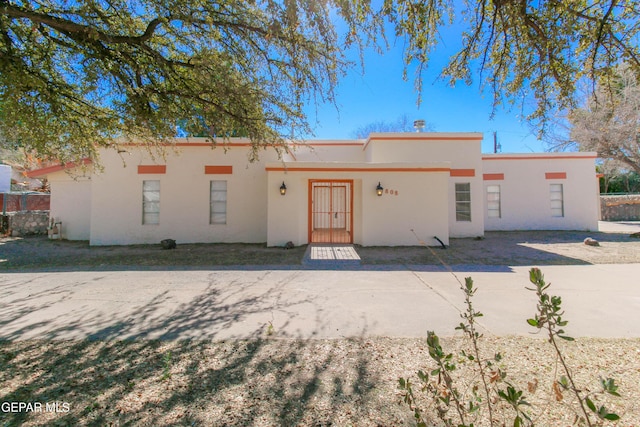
(303, 20, 548, 154)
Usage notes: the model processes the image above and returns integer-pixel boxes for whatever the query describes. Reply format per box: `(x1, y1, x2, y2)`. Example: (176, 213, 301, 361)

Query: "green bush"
(398, 268, 620, 427)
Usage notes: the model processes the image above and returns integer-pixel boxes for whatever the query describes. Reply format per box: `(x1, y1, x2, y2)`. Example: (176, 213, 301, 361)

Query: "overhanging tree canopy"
(386, 0, 640, 130)
(0, 0, 382, 162)
(1, 1, 639, 164)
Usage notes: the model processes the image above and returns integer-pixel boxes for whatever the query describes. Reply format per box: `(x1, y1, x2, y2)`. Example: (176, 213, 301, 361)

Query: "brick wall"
(0, 193, 50, 213)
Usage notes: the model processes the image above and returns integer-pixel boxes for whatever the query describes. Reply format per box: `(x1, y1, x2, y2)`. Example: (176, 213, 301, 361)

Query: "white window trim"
(487, 185, 501, 219)
(550, 183, 564, 218)
(455, 182, 472, 222)
(210, 180, 227, 224)
(142, 180, 160, 225)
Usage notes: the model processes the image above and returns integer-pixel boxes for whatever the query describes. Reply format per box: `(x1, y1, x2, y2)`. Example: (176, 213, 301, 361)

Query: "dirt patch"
(2, 231, 639, 425)
(1, 337, 638, 426)
(358, 230, 640, 266)
(0, 238, 307, 271)
(2, 229, 639, 271)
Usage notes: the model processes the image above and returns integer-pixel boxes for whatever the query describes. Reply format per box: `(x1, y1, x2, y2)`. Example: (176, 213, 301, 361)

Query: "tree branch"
(0, 3, 165, 45)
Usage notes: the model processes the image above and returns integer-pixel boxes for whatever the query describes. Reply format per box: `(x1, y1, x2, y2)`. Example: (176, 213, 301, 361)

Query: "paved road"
(1, 264, 639, 340)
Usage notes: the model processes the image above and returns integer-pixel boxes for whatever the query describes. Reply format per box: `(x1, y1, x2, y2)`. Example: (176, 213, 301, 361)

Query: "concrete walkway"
(302, 244, 361, 268)
(1, 263, 639, 340)
(598, 220, 640, 233)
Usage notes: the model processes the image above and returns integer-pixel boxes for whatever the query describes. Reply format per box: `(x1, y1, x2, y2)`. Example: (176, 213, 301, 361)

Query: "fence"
(600, 194, 640, 221)
(1, 192, 50, 214)
(1, 192, 51, 236)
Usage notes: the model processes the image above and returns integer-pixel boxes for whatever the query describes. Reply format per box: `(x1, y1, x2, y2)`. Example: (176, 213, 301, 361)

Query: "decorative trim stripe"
(204, 165, 233, 174)
(173, 142, 253, 147)
(450, 169, 476, 177)
(483, 155, 597, 161)
(293, 142, 364, 147)
(137, 165, 166, 174)
(265, 167, 450, 173)
(370, 136, 483, 141)
(26, 158, 92, 177)
(483, 173, 505, 181)
(120, 142, 254, 147)
(545, 172, 567, 179)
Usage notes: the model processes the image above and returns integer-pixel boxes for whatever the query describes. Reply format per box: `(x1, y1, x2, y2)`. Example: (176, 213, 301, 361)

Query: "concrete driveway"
(1, 263, 639, 340)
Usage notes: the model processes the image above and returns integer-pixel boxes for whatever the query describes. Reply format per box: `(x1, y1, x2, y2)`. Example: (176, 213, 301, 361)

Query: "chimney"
(413, 119, 426, 132)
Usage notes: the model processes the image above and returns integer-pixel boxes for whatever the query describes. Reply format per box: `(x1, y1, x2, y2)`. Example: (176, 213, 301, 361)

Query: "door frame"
(308, 179, 354, 243)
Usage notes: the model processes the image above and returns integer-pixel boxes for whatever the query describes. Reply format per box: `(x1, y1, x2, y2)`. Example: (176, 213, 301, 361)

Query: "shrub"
(398, 268, 620, 427)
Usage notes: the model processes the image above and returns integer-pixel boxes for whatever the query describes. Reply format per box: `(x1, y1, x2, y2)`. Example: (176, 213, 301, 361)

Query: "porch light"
(280, 181, 287, 195)
(376, 182, 384, 196)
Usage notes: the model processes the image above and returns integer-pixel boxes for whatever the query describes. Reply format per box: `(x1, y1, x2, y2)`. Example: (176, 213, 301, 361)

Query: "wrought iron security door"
(309, 180, 353, 243)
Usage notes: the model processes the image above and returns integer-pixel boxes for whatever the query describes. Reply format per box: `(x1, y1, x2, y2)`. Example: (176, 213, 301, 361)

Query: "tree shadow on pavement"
(0, 264, 413, 425)
(0, 337, 411, 426)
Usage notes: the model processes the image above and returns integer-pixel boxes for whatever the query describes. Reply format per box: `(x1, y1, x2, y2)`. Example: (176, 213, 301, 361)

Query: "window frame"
(455, 182, 472, 222)
(210, 180, 228, 225)
(550, 183, 564, 217)
(486, 184, 501, 219)
(142, 180, 160, 225)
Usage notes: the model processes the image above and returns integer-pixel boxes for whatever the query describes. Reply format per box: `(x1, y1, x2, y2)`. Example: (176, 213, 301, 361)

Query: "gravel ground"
(1, 227, 639, 426)
(1, 337, 638, 426)
(2, 228, 640, 270)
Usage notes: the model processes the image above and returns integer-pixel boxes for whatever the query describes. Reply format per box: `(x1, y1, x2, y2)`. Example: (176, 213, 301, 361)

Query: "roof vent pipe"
(413, 119, 426, 132)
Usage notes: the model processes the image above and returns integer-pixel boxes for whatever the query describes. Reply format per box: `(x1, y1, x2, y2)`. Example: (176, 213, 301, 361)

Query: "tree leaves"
(3, 1, 639, 165)
(391, 0, 640, 135)
(0, 0, 383, 163)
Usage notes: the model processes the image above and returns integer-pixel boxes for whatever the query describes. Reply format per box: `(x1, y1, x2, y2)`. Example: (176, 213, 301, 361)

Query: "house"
(27, 133, 600, 246)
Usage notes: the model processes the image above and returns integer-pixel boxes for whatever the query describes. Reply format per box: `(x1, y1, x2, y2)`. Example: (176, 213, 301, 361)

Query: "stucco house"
(27, 132, 599, 246)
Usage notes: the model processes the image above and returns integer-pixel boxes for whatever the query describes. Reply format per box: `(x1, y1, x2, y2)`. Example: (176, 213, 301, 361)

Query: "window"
(487, 185, 501, 218)
(455, 182, 472, 222)
(210, 180, 227, 224)
(142, 180, 160, 225)
(550, 183, 564, 217)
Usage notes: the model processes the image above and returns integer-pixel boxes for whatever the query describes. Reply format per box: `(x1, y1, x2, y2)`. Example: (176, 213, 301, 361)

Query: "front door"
(309, 180, 353, 243)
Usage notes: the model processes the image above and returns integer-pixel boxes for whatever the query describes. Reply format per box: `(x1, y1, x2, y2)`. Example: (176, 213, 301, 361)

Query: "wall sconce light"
(376, 182, 384, 196)
(280, 181, 287, 196)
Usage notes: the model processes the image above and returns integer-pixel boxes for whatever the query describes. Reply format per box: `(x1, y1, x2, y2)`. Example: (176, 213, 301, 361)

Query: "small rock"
(161, 239, 177, 249)
(630, 232, 640, 239)
(584, 237, 600, 246)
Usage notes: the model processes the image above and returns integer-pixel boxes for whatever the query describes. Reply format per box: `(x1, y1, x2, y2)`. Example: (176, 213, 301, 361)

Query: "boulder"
(584, 237, 600, 247)
(161, 239, 177, 249)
